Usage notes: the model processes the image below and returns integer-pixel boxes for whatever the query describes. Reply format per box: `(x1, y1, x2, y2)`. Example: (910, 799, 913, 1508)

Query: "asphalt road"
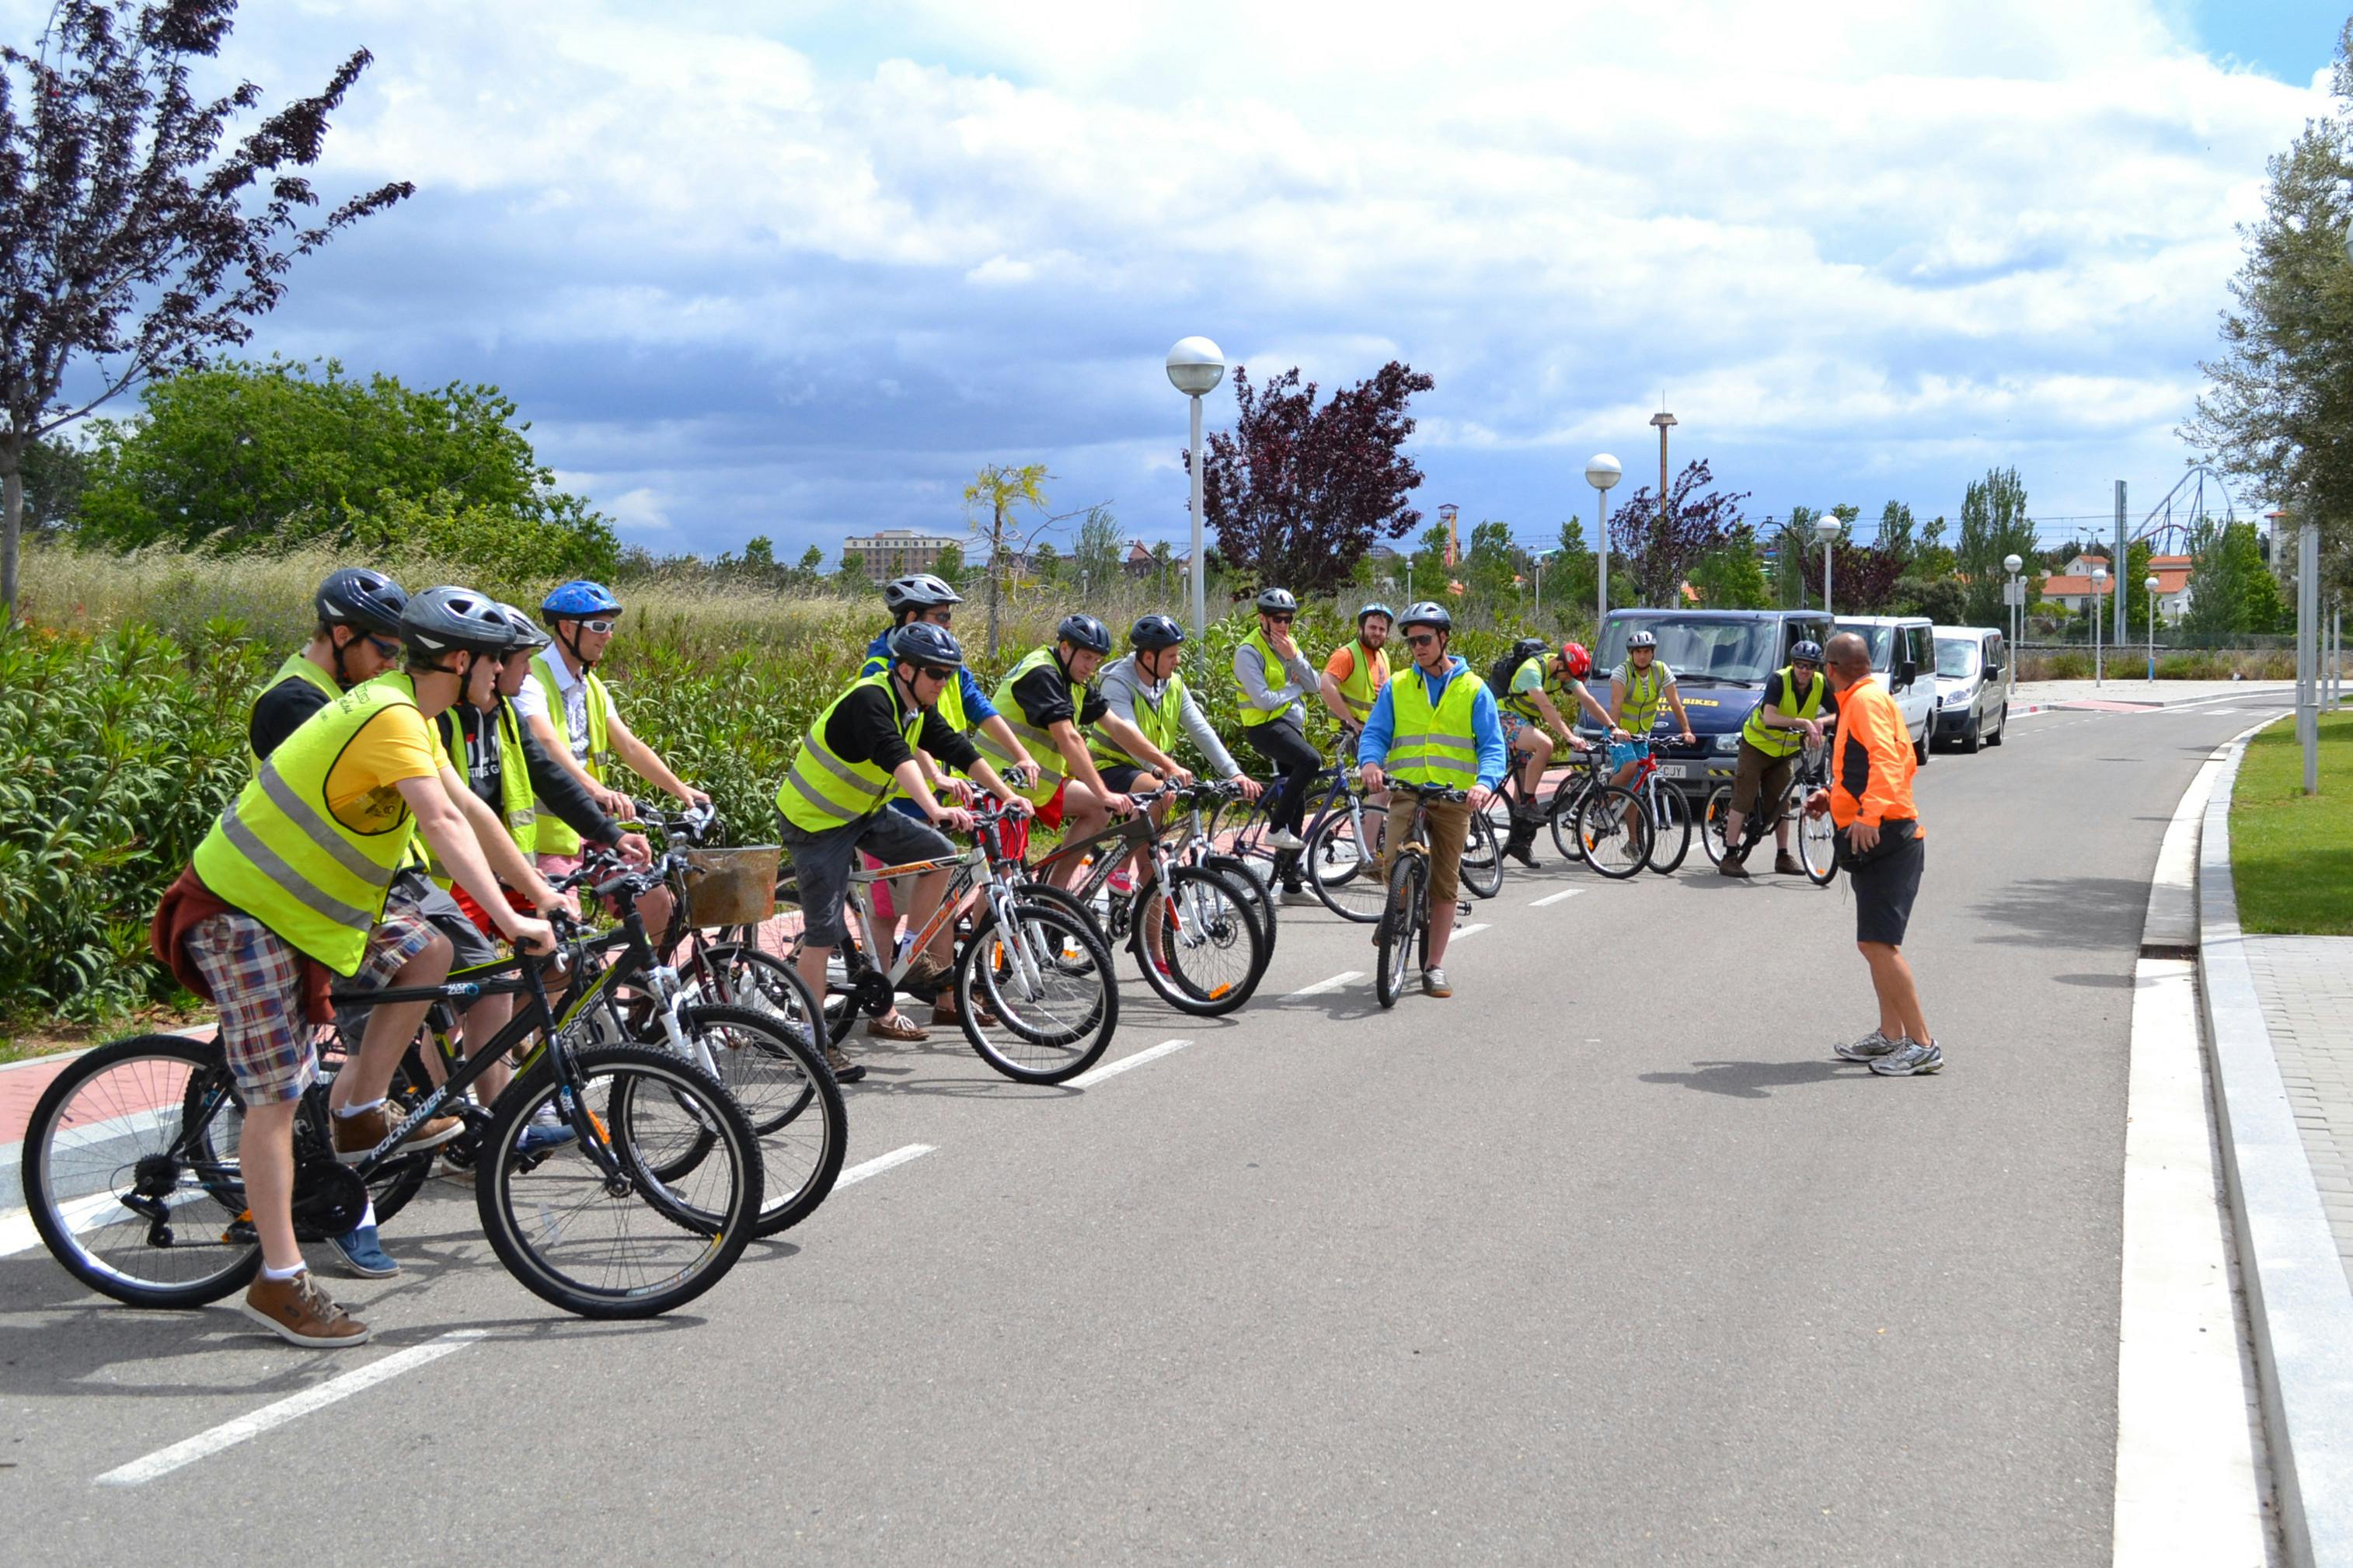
(0, 692, 2291, 1566)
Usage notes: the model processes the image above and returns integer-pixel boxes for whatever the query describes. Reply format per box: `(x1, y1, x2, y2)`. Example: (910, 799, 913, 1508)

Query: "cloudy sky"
(30, 0, 2353, 557)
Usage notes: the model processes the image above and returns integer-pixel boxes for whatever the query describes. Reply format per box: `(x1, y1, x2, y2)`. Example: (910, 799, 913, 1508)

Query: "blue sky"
(21, 0, 2347, 559)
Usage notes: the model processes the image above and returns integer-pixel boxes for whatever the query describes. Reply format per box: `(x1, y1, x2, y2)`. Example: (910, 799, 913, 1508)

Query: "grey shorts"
(777, 809, 956, 949)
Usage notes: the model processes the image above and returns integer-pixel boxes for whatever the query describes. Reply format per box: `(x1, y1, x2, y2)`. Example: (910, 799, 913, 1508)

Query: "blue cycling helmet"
(1790, 639, 1824, 664)
(1356, 601, 1395, 628)
(542, 580, 622, 619)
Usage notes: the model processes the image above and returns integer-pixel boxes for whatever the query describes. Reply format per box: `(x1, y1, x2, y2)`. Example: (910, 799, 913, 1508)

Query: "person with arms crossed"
(1807, 632, 1940, 1076)
(1354, 601, 1507, 1000)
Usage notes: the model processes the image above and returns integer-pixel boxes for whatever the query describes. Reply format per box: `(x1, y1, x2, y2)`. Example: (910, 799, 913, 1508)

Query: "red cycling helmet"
(1559, 640, 1591, 680)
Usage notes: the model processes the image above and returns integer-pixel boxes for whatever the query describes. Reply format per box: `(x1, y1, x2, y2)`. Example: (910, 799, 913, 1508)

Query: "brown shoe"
(821, 1044, 867, 1084)
(866, 1012, 929, 1043)
(239, 1270, 371, 1348)
(1717, 855, 1751, 879)
(333, 1102, 462, 1165)
(1774, 852, 1804, 876)
(931, 993, 999, 1029)
(899, 954, 950, 999)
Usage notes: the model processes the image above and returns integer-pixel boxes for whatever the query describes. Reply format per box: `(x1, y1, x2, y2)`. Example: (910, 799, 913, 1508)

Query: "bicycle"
(1480, 731, 1610, 869)
(21, 897, 765, 1319)
(1299, 736, 1504, 918)
(1575, 734, 1690, 876)
(1699, 740, 1839, 887)
(1372, 780, 1475, 1009)
(788, 799, 1122, 1084)
(1562, 744, 1655, 880)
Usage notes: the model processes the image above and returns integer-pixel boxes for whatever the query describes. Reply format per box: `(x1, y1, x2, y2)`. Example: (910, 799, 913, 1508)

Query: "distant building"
(843, 528, 961, 583)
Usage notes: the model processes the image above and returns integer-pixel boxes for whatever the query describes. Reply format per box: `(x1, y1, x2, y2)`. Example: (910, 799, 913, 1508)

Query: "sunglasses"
(1404, 632, 1438, 649)
(576, 618, 619, 635)
(1264, 614, 1295, 626)
(364, 635, 400, 660)
(912, 664, 954, 682)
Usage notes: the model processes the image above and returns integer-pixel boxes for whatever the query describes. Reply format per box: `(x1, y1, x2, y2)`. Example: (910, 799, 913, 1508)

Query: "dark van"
(1576, 608, 1835, 793)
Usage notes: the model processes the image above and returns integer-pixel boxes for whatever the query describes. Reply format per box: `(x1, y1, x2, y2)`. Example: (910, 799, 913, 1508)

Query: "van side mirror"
(1898, 659, 1919, 688)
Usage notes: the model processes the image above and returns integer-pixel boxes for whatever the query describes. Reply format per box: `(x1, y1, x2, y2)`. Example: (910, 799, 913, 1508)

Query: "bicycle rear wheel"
(1204, 852, 1278, 960)
(957, 901, 1119, 1083)
(671, 1003, 845, 1238)
(20, 1035, 260, 1308)
(1699, 785, 1735, 866)
(1459, 807, 1504, 899)
(1546, 778, 1591, 864)
(1304, 803, 1385, 922)
(478, 1045, 759, 1318)
(1573, 787, 1651, 879)
(1374, 855, 1423, 1009)
(1646, 786, 1693, 874)
(1796, 787, 1839, 886)
(1133, 866, 1267, 1016)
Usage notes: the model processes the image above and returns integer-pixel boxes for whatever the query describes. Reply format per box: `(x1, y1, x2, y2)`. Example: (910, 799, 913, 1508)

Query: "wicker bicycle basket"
(681, 845, 780, 928)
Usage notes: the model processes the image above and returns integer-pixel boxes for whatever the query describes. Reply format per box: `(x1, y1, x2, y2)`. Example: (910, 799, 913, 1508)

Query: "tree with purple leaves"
(1189, 361, 1434, 596)
(1607, 458, 1752, 608)
(0, 0, 413, 617)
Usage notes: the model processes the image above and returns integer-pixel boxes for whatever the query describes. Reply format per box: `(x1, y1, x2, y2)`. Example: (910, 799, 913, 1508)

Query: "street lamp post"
(2091, 565, 2107, 685)
(1166, 336, 1226, 643)
(2003, 552, 2024, 704)
(1584, 455, 1622, 625)
(2145, 573, 2160, 681)
(1814, 515, 1842, 617)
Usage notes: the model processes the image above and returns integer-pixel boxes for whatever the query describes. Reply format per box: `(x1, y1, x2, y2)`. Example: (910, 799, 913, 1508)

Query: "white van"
(1832, 615, 1936, 764)
(1930, 625, 2008, 753)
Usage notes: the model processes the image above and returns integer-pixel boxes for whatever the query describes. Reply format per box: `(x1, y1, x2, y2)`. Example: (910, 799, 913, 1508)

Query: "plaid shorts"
(184, 906, 440, 1105)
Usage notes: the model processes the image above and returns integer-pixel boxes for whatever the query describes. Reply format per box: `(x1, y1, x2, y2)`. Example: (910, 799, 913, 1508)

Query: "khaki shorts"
(1729, 740, 1797, 816)
(1379, 796, 1471, 910)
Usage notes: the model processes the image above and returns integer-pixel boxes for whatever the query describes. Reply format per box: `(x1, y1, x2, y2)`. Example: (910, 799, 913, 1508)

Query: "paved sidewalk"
(2244, 934, 2353, 1292)
(2011, 678, 2299, 709)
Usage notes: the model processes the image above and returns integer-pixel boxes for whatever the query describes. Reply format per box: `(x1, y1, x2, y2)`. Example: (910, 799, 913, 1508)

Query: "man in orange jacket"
(1807, 632, 1940, 1076)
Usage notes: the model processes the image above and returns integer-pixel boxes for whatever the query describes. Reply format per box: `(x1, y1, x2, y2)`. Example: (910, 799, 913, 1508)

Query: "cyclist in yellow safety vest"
(1233, 586, 1324, 898)
(860, 573, 1038, 816)
(776, 621, 1031, 1080)
(1605, 627, 1698, 826)
(1093, 614, 1264, 893)
(246, 569, 409, 767)
(1718, 639, 1839, 879)
(971, 613, 1150, 895)
(513, 580, 708, 939)
(153, 587, 565, 1349)
(1354, 601, 1507, 1002)
(1495, 639, 1613, 869)
(1316, 601, 1394, 751)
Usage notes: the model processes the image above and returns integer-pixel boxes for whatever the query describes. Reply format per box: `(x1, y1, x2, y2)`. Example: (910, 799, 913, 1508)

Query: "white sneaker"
(1267, 828, 1307, 851)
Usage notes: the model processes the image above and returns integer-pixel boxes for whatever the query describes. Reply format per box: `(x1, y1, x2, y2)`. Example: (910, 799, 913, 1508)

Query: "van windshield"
(1595, 615, 1780, 685)
(1835, 622, 1894, 671)
(1935, 639, 1978, 679)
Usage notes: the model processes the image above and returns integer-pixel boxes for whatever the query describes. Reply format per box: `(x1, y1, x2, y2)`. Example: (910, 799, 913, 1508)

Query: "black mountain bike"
(1372, 781, 1473, 1009)
(1699, 741, 1839, 886)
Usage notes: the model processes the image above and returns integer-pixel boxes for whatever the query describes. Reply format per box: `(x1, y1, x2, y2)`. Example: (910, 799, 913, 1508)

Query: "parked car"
(1584, 608, 1835, 793)
(1832, 615, 1936, 764)
(1930, 625, 2009, 752)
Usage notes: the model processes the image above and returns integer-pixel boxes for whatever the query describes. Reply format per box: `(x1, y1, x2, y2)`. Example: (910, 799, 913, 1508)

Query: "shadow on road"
(1968, 876, 2148, 950)
(1638, 1059, 1862, 1099)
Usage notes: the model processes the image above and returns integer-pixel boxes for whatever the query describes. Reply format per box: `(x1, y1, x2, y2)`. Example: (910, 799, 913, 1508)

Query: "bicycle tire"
(957, 901, 1118, 1083)
(1304, 801, 1386, 922)
(478, 1045, 759, 1318)
(1699, 784, 1735, 866)
(1573, 786, 1652, 879)
(1131, 866, 1268, 1017)
(21, 1034, 262, 1309)
(1797, 786, 1840, 886)
(1546, 776, 1591, 864)
(670, 1003, 845, 1238)
(1374, 854, 1423, 1009)
(1645, 785, 1693, 875)
(1204, 852, 1278, 960)
(1459, 806, 1504, 899)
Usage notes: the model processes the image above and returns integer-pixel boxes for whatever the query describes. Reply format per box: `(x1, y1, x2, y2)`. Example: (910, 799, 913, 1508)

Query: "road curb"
(2198, 717, 2353, 1568)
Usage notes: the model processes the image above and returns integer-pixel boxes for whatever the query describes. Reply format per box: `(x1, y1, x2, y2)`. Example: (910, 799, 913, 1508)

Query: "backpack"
(1487, 637, 1551, 696)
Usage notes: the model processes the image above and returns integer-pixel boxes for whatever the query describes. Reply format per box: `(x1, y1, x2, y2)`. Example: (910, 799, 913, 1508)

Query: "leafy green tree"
(1073, 505, 1121, 597)
(20, 437, 90, 539)
(1689, 533, 1771, 609)
(2182, 517, 2289, 636)
(1031, 541, 1062, 584)
(344, 488, 617, 585)
(1767, 507, 1817, 608)
(1549, 517, 1600, 616)
(963, 461, 1051, 657)
(932, 542, 965, 590)
(1955, 466, 2039, 625)
(1464, 517, 1521, 603)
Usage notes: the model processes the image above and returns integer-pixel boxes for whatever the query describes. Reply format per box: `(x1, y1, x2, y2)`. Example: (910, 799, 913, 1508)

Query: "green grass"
(2232, 708, 2353, 935)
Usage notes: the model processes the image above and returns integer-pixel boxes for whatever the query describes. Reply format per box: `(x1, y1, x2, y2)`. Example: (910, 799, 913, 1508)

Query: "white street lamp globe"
(1584, 454, 1623, 491)
(1166, 336, 1226, 397)
(1814, 515, 1843, 545)
(2145, 574, 2160, 591)
(2003, 552, 2024, 575)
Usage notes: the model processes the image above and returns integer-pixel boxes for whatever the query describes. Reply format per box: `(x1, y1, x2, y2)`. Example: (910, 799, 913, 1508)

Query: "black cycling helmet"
(401, 586, 514, 660)
(496, 602, 552, 654)
(1357, 601, 1395, 627)
(884, 573, 962, 617)
(1055, 613, 1114, 654)
(888, 620, 965, 670)
(1790, 639, 1824, 664)
(1254, 587, 1298, 615)
(1396, 600, 1452, 634)
(315, 568, 408, 637)
(1130, 614, 1186, 651)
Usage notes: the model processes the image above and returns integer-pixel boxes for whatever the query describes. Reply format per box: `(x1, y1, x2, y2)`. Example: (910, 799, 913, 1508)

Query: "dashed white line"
(96, 1329, 490, 1487)
(1529, 888, 1584, 908)
(1450, 923, 1492, 939)
(1288, 971, 1363, 998)
(1070, 1038, 1191, 1088)
(835, 1143, 936, 1188)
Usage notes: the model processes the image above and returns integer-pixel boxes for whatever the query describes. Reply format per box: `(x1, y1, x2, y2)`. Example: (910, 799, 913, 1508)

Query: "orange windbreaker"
(1829, 674, 1922, 833)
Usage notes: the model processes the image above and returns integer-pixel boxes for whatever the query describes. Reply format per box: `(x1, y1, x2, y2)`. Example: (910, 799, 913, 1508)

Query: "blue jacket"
(1358, 654, 1508, 789)
(862, 630, 998, 725)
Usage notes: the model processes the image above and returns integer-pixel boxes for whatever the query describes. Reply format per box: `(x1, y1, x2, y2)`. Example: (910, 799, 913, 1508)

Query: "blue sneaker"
(323, 1224, 399, 1279)
(516, 1110, 578, 1157)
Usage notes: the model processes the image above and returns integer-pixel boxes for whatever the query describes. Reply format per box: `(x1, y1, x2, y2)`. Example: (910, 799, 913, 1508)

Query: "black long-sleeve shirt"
(824, 682, 981, 775)
(249, 677, 334, 763)
(437, 700, 620, 846)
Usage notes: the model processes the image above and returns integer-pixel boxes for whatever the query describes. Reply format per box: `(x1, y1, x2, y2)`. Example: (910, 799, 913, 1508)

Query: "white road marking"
(1450, 923, 1492, 939)
(1288, 971, 1363, 998)
(835, 1143, 936, 1189)
(96, 1329, 490, 1487)
(1529, 888, 1584, 907)
(1070, 1038, 1191, 1088)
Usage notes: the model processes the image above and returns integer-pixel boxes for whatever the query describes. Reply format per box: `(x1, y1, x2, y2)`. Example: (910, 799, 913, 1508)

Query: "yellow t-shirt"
(322, 702, 451, 837)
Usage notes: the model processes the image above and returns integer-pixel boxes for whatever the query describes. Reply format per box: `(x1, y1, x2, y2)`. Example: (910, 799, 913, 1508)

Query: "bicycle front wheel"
(20, 1034, 260, 1308)
(1646, 786, 1693, 875)
(958, 901, 1119, 1083)
(1459, 806, 1504, 899)
(671, 1003, 845, 1239)
(1797, 789, 1840, 886)
(1133, 866, 1267, 1016)
(1699, 785, 1735, 866)
(1546, 778, 1591, 864)
(478, 1045, 760, 1319)
(1305, 803, 1386, 922)
(1204, 852, 1278, 960)
(1573, 786, 1652, 880)
(1374, 854, 1424, 1009)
